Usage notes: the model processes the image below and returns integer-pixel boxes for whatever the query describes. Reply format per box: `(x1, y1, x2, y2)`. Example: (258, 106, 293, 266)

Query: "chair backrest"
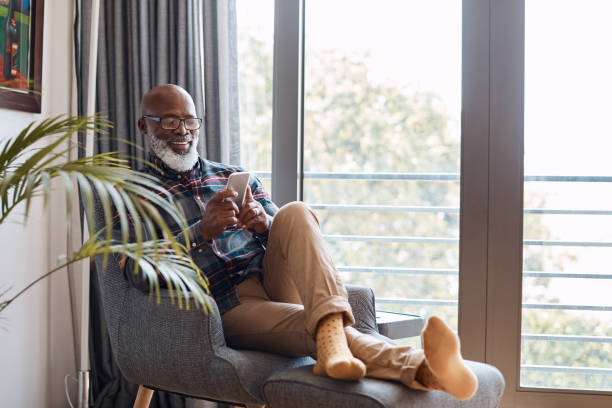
(84, 192, 131, 350)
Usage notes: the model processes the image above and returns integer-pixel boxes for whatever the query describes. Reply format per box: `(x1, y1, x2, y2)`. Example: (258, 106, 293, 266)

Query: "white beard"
(148, 134, 199, 172)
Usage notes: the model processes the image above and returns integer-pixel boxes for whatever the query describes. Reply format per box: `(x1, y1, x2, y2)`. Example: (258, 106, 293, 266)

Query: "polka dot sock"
(313, 313, 366, 380)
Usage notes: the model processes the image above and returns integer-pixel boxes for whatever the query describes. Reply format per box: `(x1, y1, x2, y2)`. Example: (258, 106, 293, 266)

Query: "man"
(126, 84, 477, 399)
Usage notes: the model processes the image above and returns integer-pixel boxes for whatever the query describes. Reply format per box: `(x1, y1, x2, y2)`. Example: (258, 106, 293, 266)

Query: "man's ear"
(137, 118, 147, 135)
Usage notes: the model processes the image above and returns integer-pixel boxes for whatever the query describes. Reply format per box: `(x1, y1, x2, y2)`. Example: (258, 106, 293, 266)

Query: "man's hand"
(195, 189, 240, 241)
(238, 186, 269, 234)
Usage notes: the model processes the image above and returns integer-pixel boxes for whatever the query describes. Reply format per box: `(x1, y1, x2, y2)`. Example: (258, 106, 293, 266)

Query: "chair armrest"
(114, 287, 230, 387)
(114, 288, 310, 404)
(346, 284, 378, 334)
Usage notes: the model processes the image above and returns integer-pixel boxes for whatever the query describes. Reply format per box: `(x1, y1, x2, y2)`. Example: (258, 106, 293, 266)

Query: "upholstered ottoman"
(262, 361, 505, 408)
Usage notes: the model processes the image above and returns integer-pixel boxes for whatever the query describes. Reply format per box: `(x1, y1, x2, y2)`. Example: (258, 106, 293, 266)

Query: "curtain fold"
(201, 0, 241, 165)
(215, 0, 241, 165)
(76, 1, 239, 406)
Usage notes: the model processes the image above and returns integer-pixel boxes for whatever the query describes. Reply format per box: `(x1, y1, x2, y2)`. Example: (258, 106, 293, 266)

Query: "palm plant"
(0, 115, 210, 314)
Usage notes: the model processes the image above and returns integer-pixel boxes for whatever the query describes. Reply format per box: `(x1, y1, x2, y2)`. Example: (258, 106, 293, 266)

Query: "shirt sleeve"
(176, 220, 226, 261)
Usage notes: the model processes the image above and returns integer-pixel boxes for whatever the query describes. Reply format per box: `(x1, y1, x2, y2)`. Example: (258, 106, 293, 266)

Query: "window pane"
(522, 0, 612, 391)
(236, 0, 274, 192)
(303, 0, 462, 336)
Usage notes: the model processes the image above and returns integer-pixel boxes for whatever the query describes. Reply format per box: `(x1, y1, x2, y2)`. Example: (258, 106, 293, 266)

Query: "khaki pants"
(221, 202, 425, 386)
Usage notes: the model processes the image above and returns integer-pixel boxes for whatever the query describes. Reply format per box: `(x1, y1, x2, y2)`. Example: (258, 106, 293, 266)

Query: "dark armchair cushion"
(262, 361, 505, 408)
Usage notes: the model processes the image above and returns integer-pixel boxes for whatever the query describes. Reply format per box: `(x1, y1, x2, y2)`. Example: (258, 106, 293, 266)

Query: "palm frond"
(78, 237, 211, 312)
(1, 237, 211, 315)
(0, 115, 210, 315)
(0, 115, 111, 223)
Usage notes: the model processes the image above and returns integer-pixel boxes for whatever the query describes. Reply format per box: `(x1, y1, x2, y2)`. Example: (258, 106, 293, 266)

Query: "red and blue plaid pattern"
(116, 154, 278, 314)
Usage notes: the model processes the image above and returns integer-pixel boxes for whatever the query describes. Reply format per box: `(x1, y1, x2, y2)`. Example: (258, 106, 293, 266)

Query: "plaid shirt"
(118, 154, 278, 314)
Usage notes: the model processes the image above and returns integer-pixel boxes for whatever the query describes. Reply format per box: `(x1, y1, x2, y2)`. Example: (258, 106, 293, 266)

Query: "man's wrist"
(197, 221, 212, 242)
(253, 226, 268, 234)
(253, 214, 272, 235)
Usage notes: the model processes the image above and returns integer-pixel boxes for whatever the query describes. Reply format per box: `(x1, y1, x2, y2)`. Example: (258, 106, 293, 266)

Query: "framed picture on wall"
(0, 0, 43, 113)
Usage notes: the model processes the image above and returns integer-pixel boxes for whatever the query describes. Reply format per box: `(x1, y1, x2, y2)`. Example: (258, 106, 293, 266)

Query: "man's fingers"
(238, 203, 257, 221)
(228, 201, 240, 213)
(213, 188, 237, 202)
(245, 185, 253, 201)
(219, 210, 238, 219)
(220, 216, 239, 226)
(210, 216, 238, 234)
(238, 203, 251, 221)
(195, 193, 238, 214)
(241, 215, 263, 230)
(208, 198, 239, 212)
(240, 206, 263, 225)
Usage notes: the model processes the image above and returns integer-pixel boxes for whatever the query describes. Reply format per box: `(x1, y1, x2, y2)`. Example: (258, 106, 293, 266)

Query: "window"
(236, 0, 274, 192)
(269, 0, 612, 406)
(521, 0, 612, 392)
(302, 0, 462, 336)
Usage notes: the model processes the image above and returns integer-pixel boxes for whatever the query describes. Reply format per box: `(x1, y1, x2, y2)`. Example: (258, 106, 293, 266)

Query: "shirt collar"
(148, 153, 202, 180)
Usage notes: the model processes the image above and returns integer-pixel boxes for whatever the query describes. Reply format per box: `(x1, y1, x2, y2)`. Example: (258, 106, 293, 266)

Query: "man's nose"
(175, 120, 188, 135)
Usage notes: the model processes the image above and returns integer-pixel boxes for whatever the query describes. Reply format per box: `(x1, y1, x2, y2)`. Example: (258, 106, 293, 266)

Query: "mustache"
(159, 136, 195, 143)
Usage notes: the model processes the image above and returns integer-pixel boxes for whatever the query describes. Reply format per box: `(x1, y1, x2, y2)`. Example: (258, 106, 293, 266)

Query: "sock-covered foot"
(420, 316, 478, 400)
(313, 313, 366, 380)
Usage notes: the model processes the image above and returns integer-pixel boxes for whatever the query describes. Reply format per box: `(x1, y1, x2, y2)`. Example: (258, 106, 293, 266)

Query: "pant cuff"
(408, 380, 435, 391)
(306, 296, 355, 337)
(399, 349, 427, 386)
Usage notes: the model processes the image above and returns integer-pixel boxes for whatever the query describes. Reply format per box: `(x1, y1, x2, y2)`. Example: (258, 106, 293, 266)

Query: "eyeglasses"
(143, 115, 203, 130)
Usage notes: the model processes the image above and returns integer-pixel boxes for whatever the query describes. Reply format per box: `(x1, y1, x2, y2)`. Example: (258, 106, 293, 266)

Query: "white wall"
(0, 0, 77, 407)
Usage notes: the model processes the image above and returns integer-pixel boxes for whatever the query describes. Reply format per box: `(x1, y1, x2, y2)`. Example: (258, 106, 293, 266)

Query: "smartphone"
(226, 172, 250, 208)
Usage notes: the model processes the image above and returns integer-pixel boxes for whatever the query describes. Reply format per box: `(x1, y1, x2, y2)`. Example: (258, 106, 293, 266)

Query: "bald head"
(140, 84, 196, 118)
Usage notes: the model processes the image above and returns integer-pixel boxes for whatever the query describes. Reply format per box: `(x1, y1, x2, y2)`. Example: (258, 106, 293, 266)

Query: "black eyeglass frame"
(142, 115, 204, 130)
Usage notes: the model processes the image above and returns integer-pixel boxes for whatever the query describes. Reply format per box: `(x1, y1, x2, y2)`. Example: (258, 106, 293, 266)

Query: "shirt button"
(192, 242, 196, 247)
(198, 248, 203, 253)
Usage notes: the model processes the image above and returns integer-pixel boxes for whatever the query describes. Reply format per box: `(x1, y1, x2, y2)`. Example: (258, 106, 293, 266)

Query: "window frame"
(486, 0, 612, 406)
(270, 0, 612, 406)
(271, 0, 303, 206)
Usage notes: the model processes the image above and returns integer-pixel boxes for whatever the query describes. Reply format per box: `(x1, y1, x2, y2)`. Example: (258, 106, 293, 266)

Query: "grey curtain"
(203, 0, 241, 165)
(95, 0, 205, 164)
(76, 1, 239, 407)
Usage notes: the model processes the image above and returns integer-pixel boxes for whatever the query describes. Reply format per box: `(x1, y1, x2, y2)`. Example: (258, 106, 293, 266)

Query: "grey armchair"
(95, 251, 504, 407)
(92, 205, 505, 407)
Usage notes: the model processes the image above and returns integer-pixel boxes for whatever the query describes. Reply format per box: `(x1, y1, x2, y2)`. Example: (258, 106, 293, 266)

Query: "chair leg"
(134, 385, 154, 408)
